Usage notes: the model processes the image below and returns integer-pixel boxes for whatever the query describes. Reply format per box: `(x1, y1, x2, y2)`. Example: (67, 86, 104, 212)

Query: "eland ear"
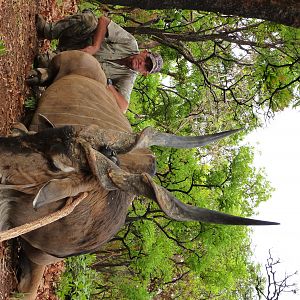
(33, 179, 71, 209)
(33, 178, 77, 209)
(33, 177, 95, 209)
(80, 142, 118, 191)
(80, 142, 152, 191)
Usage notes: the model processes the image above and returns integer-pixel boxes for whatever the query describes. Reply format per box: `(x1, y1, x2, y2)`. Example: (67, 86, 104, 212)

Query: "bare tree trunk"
(99, 0, 300, 28)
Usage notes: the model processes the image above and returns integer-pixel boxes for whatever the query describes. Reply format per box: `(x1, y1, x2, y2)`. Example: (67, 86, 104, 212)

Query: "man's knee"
(36, 12, 98, 42)
(80, 11, 98, 30)
(56, 12, 98, 50)
(59, 12, 98, 39)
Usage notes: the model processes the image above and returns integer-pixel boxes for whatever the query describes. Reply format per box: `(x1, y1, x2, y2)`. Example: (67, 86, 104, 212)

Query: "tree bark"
(124, 25, 284, 48)
(100, 0, 300, 28)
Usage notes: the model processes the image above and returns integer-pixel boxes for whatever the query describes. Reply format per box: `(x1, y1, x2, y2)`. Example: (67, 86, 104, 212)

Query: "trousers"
(43, 11, 98, 51)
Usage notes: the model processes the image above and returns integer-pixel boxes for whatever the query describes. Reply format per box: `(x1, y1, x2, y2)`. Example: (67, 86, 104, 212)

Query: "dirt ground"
(0, 0, 77, 298)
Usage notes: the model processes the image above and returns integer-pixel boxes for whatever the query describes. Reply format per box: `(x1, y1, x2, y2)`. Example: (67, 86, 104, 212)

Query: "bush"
(56, 254, 102, 300)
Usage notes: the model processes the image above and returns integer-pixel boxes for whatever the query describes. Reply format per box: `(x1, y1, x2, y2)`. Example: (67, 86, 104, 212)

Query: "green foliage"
(114, 279, 152, 300)
(78, 0, 102, 17)
(10, 292, 26, 299)
(0, 38, 6, 55)
(56, 254, 101, 300)
(24, 96, 37, 109)
(50, 39, 59, 51)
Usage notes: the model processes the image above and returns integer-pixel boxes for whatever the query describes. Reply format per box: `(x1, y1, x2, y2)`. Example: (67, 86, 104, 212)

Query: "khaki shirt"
(94, 21, 139, 101)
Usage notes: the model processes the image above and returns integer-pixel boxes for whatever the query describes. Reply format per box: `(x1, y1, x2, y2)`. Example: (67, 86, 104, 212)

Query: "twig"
(0, 192, 88, 242)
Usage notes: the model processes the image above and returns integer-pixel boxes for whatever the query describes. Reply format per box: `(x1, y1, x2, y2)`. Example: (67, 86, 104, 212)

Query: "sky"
(243, 108, 300, 299)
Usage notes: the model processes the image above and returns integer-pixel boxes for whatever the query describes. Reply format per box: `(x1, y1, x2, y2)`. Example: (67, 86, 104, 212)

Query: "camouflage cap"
(148, 52, 163, 74)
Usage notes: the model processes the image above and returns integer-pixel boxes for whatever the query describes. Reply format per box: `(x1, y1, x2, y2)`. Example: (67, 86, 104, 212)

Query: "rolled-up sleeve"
(106, 21, 138, 49)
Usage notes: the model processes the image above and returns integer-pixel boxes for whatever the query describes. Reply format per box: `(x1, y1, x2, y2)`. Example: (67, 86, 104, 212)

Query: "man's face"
(130, 50, 152, 75)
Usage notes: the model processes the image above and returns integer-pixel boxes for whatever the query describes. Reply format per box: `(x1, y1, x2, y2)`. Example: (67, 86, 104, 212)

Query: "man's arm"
(107, 75, 135, 113)
(81, 16, 110, 55)
(107, 83, 129, 113)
